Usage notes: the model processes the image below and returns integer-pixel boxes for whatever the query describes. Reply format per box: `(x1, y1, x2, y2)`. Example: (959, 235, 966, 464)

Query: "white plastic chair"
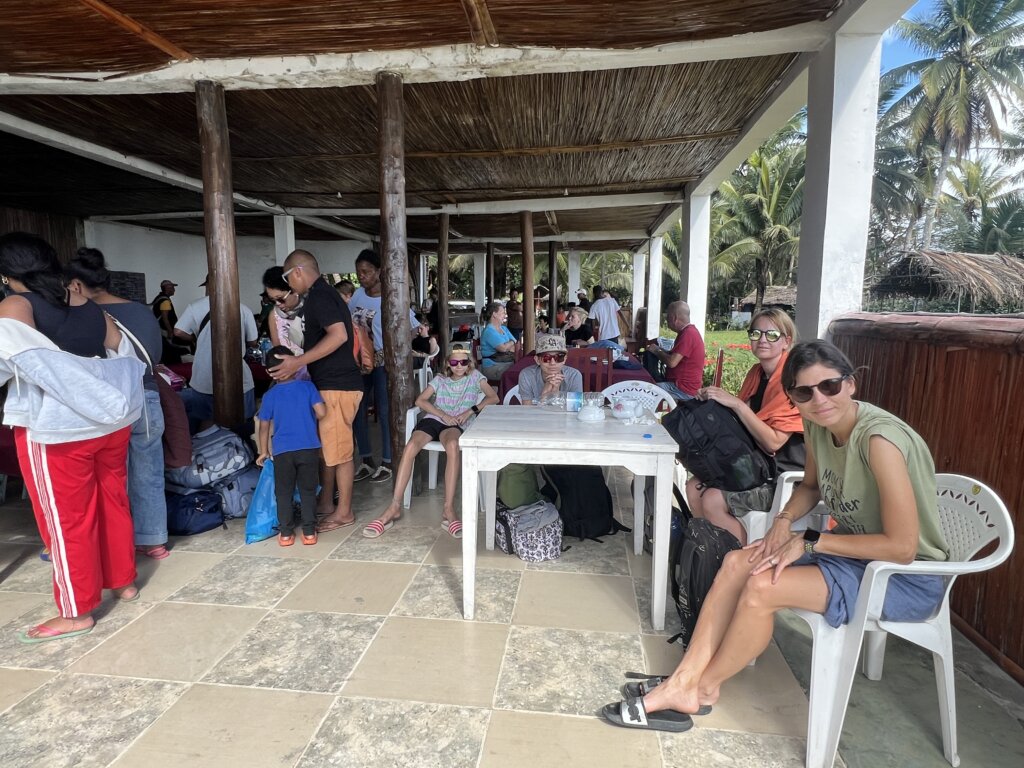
(415, 347, 439, 392)
(402, 392, 486, 509)
(793, 474, 1015, 768)
(738, 471, 830, 543)
(502, 385, 521, 405)
(601, 379, 676, 413)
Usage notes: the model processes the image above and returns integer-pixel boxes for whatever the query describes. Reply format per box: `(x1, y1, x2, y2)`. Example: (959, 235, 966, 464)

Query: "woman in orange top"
(685, 309, 804, 544)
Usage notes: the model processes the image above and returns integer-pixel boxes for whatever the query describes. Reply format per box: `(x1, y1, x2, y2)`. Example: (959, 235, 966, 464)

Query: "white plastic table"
(459, 405, 677, 630)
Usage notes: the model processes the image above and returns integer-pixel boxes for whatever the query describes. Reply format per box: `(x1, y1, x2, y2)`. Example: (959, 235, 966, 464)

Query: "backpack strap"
(198, 311, 212, 339)
(105, 312, 154, 376)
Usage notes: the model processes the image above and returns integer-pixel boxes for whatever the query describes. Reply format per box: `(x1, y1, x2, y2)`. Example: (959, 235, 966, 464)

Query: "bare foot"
(25, 615, 95, 638)
(379, 500, 402, 525)
(642, 673, 713, 716)
(113, 583, 139, 601)
(442, 505, 458, 525)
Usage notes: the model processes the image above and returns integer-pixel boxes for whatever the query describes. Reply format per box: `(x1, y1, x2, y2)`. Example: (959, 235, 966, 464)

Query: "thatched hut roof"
(874, 250, 1024, 304)
(739, 285, 797, 308)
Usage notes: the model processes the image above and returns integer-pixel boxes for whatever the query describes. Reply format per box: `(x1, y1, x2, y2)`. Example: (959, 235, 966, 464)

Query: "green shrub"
(702, 330, 756, 391)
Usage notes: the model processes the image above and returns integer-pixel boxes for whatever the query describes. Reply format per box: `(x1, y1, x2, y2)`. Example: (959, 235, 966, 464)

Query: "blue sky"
(881, 0, 937, 73)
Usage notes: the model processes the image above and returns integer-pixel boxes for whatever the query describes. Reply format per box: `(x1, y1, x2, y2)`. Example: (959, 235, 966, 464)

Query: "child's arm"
(256, 419, 272, 466)
(313, 402, 327, 420)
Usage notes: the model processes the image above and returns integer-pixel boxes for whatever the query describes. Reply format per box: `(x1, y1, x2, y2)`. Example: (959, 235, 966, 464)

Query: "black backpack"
(669, 515, 741, 646)
(540, 465, 630, 542)
(661, 399, 776, 492)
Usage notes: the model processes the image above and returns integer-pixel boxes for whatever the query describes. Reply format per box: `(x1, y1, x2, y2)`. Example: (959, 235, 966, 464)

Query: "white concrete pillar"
(680, 197, 710, 336)
(273, 214, 295, 266)
(631, 250, 646, 334)
(418, 253, 429, 305)
(473, 252, 486, 316)
(567, 249, 581, 300)
(646, 236, 664, 340)
(796, 32, 883, 340)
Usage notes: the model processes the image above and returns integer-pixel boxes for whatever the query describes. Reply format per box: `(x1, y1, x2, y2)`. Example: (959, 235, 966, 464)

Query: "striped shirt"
(425, 370, 485, 422)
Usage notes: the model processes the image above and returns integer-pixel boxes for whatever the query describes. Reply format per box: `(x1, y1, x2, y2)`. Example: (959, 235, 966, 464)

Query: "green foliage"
(701, 331, 757, 392)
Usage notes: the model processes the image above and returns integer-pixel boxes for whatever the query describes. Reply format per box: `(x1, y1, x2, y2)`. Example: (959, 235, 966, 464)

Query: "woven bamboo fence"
(831, 313, 1024, 684)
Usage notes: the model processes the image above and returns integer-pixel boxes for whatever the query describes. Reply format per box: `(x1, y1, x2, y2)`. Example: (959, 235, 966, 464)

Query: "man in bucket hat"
(518, 334, 582, 405)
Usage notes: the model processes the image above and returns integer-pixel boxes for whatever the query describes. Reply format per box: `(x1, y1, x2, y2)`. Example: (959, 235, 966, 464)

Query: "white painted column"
(273, 214, 295, 266)
(418, 253, 429, 305)
(680, 197, 710, 336)
(631, 249, 645, 333)
(567, 249, 581, 298)
(646, 236, 664, 340)
(796, 32, 883, 340)
(473, 252, 486, 315)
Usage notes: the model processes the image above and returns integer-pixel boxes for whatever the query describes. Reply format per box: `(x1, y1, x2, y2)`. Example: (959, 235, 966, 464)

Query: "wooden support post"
(520, 211, 535, 352)
(437, 213, 450, 361)
(377, 70, 414, 472)
(195, 80, 242, 427)
(547, 241, 558, 323)
(486, 242, 495, 305)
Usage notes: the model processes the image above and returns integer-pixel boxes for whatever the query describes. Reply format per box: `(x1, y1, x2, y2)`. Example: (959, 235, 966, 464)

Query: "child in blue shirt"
(256, 346, 326, 546)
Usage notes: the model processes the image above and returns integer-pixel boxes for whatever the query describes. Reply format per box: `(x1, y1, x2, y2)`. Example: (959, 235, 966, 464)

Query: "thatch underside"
(0, 1, 839, 75)
(874, 251, 1024, 304)
(740, 285, 797, 306)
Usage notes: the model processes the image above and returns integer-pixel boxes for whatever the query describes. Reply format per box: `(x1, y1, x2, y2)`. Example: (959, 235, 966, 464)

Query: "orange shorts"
(318, 390, 362, 467)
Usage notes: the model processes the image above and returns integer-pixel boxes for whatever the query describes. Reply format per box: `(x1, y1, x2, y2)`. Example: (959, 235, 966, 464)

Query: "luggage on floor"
(661, 399, 775, 492)
(166, 488, 226, 536)
(496, 463, 542, 509)
(495, 500, 564, 562)
(540, 465, 629, 542)
(245, 460, 278, 544)
(638, 475, 687, 556)
(670, 518, 741, 647)
(212, 465, 262, 519)
(165, 424, 254, 490)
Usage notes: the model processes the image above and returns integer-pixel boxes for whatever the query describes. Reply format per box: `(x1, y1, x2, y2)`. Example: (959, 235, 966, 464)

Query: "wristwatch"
(803, 529, 820, 555)
(471, 404, 480, 415)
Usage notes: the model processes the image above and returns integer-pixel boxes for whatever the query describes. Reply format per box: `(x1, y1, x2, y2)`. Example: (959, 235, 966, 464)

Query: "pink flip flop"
(442, 519, 463, 539)
(362, 519, 394, 538)
(135, 545, 170, 560)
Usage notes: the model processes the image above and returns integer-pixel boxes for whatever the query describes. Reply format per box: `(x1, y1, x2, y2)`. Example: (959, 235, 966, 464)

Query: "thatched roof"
(874, 250, 1024, 304)
(740, 285, 797, 307)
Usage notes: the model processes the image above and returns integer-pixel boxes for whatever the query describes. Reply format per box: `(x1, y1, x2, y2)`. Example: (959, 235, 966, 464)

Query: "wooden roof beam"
(77, 0, 193, 62)
(459, 0, 500, 48)
(0, 109, 371, 242)
(409, 229, 648, 245)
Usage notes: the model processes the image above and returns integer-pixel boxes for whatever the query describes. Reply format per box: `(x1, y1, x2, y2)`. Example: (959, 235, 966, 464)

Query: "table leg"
(461, 449, 479, 621)
(482, 470, 497, 550)
(650, 454, 673, 631)
(632, 474, 645, 556)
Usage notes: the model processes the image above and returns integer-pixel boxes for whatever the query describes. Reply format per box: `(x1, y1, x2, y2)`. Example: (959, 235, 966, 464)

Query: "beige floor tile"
(639, 635, 808, 739)
(113, 683, 333, 768)
(69, 602, 265, 681)
(0, 668, 54, 714)
(480, 710, 662, 768)
(0, 591, 47, 627)
(0, 550, 53, 594)
(277, 560, 418, 615)
(134, 551, 225, 602)
(513, 571, 640, 633)
(169, 519, 246, 554)
(424, 522, 526, 571)
(345, 616, 508, 708)
(660, 728, 808, 767)
(0, 504, 41, 546)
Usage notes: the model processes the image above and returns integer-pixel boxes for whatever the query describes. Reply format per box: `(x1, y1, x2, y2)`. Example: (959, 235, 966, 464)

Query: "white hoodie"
(0, 318, 144, 444)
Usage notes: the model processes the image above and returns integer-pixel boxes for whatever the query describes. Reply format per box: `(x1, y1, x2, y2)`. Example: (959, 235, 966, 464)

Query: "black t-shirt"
(22, 292, 106, 358)
(747, 369, 805, 472)
(412, 336, 432, 354)
(302, 278, 362, 391)
(565, 320, 594, 345)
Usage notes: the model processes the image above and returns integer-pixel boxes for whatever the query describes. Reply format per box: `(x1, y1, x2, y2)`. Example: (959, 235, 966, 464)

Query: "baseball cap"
(449, 343, 471, 358)
(535, 334, 567, 355)
(160, 279, 177, 288)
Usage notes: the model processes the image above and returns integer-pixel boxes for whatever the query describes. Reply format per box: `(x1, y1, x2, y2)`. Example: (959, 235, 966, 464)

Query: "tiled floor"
(0, 467, 1020, 767)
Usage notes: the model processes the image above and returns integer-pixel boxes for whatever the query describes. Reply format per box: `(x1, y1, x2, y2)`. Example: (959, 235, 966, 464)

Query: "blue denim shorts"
(798, 553, 947, 628)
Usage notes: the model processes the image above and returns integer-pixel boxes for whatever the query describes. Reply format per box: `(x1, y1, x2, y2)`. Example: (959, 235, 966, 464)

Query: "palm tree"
(881, 0, 1024, 247)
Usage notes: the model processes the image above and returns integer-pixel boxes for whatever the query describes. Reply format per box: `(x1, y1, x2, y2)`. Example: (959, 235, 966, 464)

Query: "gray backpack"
(211, 465, 261, 519)
(495, 500, 564, 562)
(165, 425, 253, 490)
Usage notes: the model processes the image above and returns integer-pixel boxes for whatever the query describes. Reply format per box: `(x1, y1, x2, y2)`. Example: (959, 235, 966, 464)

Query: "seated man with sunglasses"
(518, 334, 583, 405)
(646, 301, 704, 401)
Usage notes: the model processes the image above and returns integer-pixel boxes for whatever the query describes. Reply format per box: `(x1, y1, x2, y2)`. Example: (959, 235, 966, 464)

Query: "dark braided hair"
(0, 232, 68, 307)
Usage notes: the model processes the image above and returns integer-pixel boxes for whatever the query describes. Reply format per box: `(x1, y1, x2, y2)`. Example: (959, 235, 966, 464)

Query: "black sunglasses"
(748, 329, 783, 343)
(448, 358, 470, 367)
(788, 375, 849, 404)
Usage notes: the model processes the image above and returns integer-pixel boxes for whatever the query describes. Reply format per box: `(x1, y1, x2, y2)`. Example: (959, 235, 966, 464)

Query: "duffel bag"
(165, 425, 254, 490)
(495, 500, 564, 562)
(212, 465, 262, 519)
(166, 489, 226, 536)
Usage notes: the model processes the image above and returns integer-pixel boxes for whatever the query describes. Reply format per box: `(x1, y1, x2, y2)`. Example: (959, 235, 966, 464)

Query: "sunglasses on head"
(538, 352, 566, 363)
(272, 290, 293, 305)
(448, 358, 470, 367)
(748, 329, 783, 343)
(788, 375, 849, 403)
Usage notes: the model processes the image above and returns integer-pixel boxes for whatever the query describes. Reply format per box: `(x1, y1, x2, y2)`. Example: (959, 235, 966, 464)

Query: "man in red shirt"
(646, 301, 705, 400)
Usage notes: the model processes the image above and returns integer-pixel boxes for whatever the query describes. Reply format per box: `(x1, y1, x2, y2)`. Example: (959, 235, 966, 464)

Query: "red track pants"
(15, 426, 136, 618)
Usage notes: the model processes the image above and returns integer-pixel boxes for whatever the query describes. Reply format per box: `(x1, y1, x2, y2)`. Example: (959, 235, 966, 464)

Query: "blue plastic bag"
(245, 460, 278, 544)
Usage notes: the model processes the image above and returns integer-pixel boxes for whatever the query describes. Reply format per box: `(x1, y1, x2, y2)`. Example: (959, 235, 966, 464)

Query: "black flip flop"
(600, 697, 693, 733)
(620, 676, 712, 715)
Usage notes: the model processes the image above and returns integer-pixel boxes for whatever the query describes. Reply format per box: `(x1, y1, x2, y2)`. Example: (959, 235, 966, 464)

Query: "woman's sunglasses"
(448, 358, 470, 367)
(748, 329, 783, 343)
(788, 375, 849, 403)
(272, 290, 293, 305)
(538, 352, 567, 363)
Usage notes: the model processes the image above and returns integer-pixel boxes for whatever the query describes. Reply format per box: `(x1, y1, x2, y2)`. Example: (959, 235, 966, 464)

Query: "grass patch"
(704, 330, 756, 392)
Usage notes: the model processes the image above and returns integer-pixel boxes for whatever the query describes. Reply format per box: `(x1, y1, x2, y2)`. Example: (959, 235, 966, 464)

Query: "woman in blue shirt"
(480, 301, 516, 382)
